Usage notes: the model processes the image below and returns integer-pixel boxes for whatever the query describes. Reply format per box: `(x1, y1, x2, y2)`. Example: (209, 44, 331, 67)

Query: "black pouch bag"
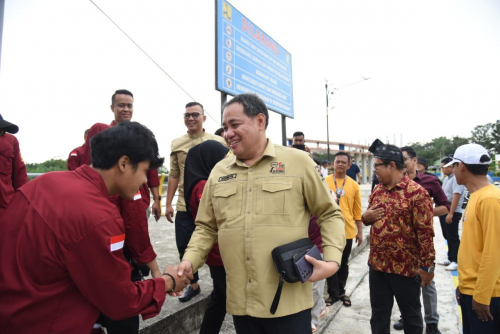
(270, 238, 313, 314)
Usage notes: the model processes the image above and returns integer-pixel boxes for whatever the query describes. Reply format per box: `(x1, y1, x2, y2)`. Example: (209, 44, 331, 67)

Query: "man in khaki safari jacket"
(177, 94, 345, 334)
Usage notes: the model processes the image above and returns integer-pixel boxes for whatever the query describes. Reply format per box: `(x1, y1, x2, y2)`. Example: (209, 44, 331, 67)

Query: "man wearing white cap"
(446, 144, 500, 334)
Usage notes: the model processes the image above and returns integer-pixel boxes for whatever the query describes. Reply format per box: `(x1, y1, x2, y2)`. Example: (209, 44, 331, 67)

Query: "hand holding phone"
(293, 245, 322, 283)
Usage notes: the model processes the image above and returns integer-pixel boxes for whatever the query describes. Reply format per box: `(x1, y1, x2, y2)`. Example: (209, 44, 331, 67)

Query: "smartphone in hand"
(293, 245, 322, 283)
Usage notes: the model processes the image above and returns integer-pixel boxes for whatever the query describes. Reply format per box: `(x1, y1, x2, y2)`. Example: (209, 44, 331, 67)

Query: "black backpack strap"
(270, 271, 285, 314)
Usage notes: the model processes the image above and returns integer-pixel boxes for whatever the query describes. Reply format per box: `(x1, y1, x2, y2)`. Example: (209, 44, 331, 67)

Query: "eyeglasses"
(373, 162, 386, 169)
(184, 112, 202, 119)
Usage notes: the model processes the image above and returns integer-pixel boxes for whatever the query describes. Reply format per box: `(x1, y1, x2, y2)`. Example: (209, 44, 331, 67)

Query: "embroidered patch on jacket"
(315, 165, 325, 181)
(110, 234, 125, 252)
(219, 173, 237, 182)
(269, 162, 285, 174)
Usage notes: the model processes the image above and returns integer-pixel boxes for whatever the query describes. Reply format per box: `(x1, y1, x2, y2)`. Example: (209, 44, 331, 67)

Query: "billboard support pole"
(281, 115, 286, 146)
(220, 92, 227, 124)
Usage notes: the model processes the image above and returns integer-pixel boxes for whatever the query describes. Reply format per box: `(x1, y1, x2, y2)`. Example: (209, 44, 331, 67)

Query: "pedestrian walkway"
(137, 184, 462, 334)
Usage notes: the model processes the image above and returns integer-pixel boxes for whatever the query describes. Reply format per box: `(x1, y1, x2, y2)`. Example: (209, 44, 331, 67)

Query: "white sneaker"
(438, 259, 451, 266)
(445, 262, 458, 271)
(311, 322, 318, 333)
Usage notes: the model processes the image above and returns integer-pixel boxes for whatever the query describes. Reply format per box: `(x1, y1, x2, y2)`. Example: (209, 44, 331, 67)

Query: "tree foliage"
(472, 120, 500, 154)
(408, 135, 470, 167)
(25, 159, 67, 173)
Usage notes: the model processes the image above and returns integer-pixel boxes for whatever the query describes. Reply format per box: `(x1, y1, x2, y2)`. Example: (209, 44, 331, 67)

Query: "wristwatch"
(154, 195, 162, 201)
(420, 266, 435, 274)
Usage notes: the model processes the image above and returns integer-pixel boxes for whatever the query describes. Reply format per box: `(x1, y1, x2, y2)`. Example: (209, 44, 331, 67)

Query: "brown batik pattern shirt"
(365, 174, 435, 277)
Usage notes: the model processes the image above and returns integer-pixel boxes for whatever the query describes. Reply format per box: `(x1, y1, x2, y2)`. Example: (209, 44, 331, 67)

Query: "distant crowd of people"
(0, 91, 498, 334)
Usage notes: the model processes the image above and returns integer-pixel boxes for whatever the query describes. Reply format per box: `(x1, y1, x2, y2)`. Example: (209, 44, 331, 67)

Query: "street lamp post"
(325, 82, 331, 161)
(324, 77, 371, 161)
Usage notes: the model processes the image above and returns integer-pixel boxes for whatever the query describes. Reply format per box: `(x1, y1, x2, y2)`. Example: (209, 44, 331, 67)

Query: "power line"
(89, 0, 220, 125)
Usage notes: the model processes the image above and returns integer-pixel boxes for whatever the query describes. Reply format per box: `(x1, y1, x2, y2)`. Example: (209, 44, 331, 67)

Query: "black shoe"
(393, 318, 404, 331)
(426, 323, 441, 334)
(178, 285, 201, 302)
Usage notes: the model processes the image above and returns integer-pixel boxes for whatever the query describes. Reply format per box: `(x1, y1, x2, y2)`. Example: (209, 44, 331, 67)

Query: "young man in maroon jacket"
(0, 122, 191, 334)
(81, 90, 163, 333)
(0, 114, 28, 217)
(67, 129, 89, 171)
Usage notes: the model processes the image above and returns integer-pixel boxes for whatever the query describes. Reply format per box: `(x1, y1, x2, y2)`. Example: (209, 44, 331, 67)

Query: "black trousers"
(199, 266, 227, 334)
(100, 314, 139, 334)
(327, 238, 353, 298)
(233, 308, 312, 334)
(175, 211, 199, 284)
(438, 212, 462, 263)
(369, 268, 423, 334)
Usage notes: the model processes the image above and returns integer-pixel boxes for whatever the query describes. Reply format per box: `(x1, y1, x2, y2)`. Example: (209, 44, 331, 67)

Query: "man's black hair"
(380, 144, 405, 170)
(463, 164, 489, 176)
(111, 89, 133, 105)
(215, 128, 224, 136)
(91, 121, 164, 170)
(185, 102, 204, 112)
(441, 157, 452, 164)
(293, 131, 304, 138)
(334, 151, 351, 162)
(401, 146, 417, 159)
(224, 94, 269, 129)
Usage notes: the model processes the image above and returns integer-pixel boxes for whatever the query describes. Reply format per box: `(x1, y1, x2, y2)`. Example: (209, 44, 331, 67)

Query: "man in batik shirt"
(362, 140, 435, 334)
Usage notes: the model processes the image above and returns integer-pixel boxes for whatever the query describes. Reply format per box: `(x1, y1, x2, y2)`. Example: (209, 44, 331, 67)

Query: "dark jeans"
(175, 211, 199, 284)
(461, 293, 500, 334)
(327, 238, 353, 298)
(369, 268, 423, 334)
(233, 308, 311, 334)
(200, 266, 227, 334)
(438, 212, 462, 263)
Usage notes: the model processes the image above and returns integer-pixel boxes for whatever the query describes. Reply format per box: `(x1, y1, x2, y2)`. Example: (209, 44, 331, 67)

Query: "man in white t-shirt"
(437, 157, 466, 271)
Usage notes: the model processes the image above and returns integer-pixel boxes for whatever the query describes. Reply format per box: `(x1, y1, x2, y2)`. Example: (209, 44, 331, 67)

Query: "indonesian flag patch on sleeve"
(110, 234, 125, 252)
(70, 152, 78, 156)
(133, 191, 141, 201)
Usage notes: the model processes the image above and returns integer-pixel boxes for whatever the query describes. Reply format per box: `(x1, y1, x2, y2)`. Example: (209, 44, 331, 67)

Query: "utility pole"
(325, 82, 331, 161)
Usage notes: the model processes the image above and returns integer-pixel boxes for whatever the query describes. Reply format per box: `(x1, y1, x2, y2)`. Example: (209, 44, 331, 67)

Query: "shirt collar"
(187, 129, 206, 139)
(228, 138, 276, 167)
(384, 174, 410, 191)
(110, 120, 117, 127)
(413, 172, 423, 182)
(75, 165, 110, 199)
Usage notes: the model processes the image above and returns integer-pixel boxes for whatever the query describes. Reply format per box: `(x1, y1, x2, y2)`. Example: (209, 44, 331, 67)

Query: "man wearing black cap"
(0, 114, 28, 217)
(362, 139, 435, 334)
(417, 157, 442, 186)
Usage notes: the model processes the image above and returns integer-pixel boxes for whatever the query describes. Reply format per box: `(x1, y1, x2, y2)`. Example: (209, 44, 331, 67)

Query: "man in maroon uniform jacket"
(67, 129, 89, 171)
(0, 114, 28, 217)
(0, 122, 191, 334)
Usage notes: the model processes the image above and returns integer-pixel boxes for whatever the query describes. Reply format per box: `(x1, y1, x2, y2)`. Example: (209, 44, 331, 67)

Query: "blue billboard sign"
(216, 0, 294, 118)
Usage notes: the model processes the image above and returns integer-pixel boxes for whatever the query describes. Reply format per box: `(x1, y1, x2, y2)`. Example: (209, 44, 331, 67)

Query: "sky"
(1, 0, 499, 163)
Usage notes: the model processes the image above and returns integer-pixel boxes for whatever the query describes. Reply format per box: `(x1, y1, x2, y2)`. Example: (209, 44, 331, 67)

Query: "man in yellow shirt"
(325, 152, 363, 307)
(165, 102, 226, 302)
(177, 94, 346, 334)
(446, 143, 500, 333)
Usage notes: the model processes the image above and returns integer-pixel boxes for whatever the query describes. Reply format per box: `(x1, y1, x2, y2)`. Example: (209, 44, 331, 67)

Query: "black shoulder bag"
(270, 238, 313, 314)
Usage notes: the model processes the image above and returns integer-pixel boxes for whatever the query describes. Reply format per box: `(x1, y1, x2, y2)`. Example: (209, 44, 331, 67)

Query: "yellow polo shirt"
(325, 175, 362, 239)
(458, 184, 500, 305)
(183, 139, 345, 318)
(169, 131, 226, 211)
